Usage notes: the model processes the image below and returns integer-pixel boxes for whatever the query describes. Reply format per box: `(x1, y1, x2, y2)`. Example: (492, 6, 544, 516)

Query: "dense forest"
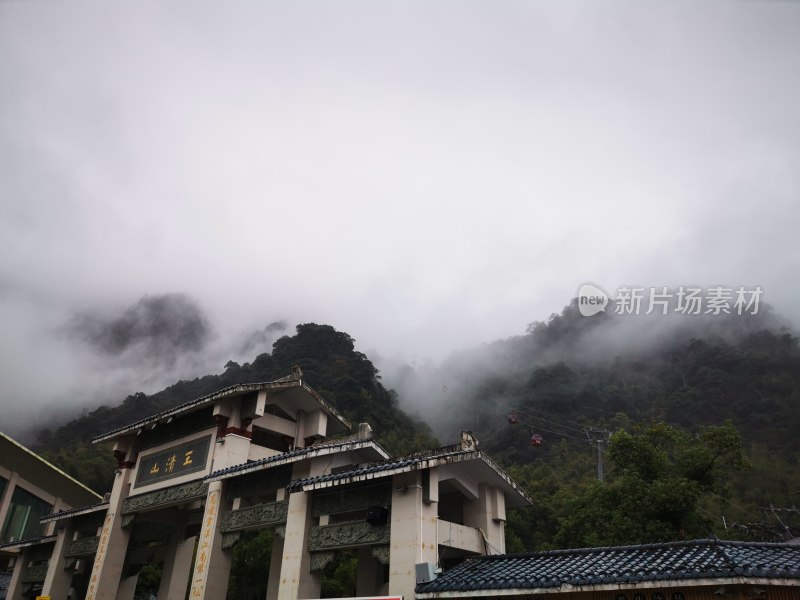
(30, 304, 800, 559)
(391, 301, 800, 549)
(32, 323, 438, 493)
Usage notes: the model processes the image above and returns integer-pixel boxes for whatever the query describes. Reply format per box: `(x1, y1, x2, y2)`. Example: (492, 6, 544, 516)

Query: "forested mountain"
(29, 305, 800, 553)
(388, 301, 800, 547)
(31, 323, 438, 494)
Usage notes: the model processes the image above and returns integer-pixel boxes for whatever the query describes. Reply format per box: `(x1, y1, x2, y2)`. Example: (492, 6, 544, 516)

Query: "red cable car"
(530, 434, 544, 447)
(507, 414, 518, 425)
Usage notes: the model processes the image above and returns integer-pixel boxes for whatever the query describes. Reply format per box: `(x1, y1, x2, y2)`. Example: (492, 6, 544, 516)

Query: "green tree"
(320, 551, 358, 598)
(227, 529, 273, 600)
(555, 422, 747, 547)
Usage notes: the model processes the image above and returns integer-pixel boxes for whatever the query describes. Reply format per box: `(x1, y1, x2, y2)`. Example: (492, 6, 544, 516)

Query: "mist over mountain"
(22, 294, 800, 547)
(378, 299, 800, 545)
(2, 294, 290, 441)
(67, 293, 212, 362)
(381, 299, 795, 442)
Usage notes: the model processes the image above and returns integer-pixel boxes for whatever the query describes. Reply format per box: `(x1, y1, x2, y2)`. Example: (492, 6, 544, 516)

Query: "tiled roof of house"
(285, 435, 532, 506)
(415, 539, 800, 596)
(93, 376, 350, 443)
(0, 535, 57, 552)
(286, 444, 469, 491)
(0, 570, 12, 600)
(205, 438, 389, 481)
(41, 501, 109, 523)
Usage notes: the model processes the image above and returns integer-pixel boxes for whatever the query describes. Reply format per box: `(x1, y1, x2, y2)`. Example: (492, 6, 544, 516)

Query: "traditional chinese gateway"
(2, 369, 799, 600)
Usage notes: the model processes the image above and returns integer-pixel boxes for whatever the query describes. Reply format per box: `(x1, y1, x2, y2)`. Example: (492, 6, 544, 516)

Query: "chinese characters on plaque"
(135, 436, 211, 487)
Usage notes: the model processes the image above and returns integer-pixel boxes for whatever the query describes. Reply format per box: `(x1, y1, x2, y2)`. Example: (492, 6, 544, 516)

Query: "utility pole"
(585, 428, 610, 482)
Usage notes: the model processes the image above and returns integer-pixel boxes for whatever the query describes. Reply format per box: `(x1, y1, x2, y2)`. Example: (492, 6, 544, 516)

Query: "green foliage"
(320, 551, 358, 598)
(31, 323, 439, 493)
(133, 563, 162, 598)
(227, 529, 273, 600)
(25, 304, 800, 550)
(38, 442, 116, 495)
(555, 422, 747, 547)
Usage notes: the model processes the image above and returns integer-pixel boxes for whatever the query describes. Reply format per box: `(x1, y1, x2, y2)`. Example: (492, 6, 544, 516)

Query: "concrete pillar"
(265, 533, 284, 600)
(0, 471, 20, 534)
(6, 552, 24, 600)
(188, 482, 232, 600)
(158, 535, 197, 600)
(463, 484, 506, 555)
(388, 471, 438, 600)
(116, 574, 139, 600)
(43, 497, 64, 537)
(277, 460, 321, 600)
(356, 546, 379, 596)
(85, 467, 134, 600)
(40, 523, 74, 599)
(277, 490, 320, 600)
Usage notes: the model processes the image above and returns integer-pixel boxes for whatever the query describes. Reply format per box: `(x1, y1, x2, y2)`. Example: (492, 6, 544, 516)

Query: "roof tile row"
(415, 539, 800, 594)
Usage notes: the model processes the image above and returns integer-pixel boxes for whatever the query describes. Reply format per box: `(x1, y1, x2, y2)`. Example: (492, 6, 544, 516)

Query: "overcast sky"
(1, 1, 798, 434)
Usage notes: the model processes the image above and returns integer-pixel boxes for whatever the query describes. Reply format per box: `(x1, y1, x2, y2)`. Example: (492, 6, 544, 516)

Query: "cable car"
(507, 414, 518, 425)
(530, 434, 544, 447)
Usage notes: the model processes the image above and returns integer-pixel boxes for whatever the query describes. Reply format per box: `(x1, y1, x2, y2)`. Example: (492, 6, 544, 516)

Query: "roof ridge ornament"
(460, 430, 479, 451)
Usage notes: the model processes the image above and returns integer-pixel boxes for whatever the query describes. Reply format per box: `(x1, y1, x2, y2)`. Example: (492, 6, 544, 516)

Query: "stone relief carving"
(372, 545, 390, 565)
(310, 551, 336, 572)
(221, 532, 241, 550)
(122, 480, 208, 514)
(64, 536, 99, 558)
(121, 514, 136, 529)
(21, 563, 48, 583)
(312, 484, 391, 518)
(308, 521, 390, 551)
(220, 500, 288, 533)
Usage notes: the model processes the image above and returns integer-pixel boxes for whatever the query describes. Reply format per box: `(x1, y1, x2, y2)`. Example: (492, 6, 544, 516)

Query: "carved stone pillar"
(188, 481, 233, 600)
(85, 466, 134, 600)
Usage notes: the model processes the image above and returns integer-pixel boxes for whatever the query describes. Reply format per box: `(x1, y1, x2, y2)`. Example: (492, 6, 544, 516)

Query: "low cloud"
(67, 294, 212, 365)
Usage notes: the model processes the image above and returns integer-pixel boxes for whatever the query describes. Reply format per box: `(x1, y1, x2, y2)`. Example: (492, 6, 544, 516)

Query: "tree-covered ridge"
(418, 302, 800, 548)
(33, 323, 437, 493)
(29, 305, 800, 550)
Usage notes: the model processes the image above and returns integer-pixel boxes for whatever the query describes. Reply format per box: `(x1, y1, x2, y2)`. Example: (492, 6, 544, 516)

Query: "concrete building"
(0, 432, 102, 600)
(7, 369, 531, 600)
(6, 369, 796, 600)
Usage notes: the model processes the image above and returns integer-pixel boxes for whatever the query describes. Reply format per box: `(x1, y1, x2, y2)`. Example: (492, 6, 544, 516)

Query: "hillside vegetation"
(32, 323, 437, 493)
(31, 306, 800, 550)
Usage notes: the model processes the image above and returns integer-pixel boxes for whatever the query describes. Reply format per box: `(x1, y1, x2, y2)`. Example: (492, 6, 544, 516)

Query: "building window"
(1, 486, 52, 543)
(0, 476, 7, 505)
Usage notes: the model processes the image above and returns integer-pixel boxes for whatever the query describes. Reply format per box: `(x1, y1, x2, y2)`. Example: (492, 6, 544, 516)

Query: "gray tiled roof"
(41, 501, 109, 523)
(205, 439, 388, 481)
(0, 570, 12, 600)
(286, 443, 470, 491)
(0, 535, 57, 551)
(92, 378, 351, 443)
(285, 441, 533, 508)
(415, 539, 800, 595)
